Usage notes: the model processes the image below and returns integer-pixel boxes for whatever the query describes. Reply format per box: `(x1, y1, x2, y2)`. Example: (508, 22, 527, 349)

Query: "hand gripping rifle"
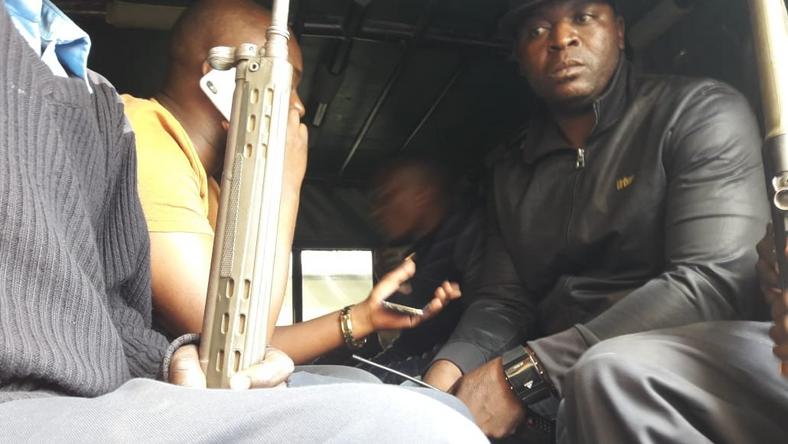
(198, 0, 294, 388)
(750, 0, 788, 289)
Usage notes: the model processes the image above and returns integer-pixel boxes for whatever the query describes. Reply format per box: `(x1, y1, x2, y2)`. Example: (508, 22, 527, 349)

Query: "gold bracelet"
(340, 305, 367, 350)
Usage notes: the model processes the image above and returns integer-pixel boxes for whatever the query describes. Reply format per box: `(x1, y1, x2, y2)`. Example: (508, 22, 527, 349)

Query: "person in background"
(361, 158, 485, 383)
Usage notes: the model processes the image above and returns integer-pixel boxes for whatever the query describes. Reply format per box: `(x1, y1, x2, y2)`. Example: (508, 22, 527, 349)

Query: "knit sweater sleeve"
(96, 75, 169, 378)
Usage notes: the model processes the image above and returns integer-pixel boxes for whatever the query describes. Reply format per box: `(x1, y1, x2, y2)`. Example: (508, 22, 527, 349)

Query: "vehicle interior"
(56, 0, 771, 336)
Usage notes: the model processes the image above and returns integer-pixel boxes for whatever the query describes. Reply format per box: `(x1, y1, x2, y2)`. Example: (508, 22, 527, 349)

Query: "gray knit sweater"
(0, 3, 169, 402)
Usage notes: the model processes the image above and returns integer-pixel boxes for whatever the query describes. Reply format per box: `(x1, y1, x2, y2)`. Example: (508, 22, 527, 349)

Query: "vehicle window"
(299, 250, 374, 322)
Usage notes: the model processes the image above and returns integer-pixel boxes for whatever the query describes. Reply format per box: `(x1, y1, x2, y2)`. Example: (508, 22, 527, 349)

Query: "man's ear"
(201, 61, 212, 76)
(616, 17, 626, 51)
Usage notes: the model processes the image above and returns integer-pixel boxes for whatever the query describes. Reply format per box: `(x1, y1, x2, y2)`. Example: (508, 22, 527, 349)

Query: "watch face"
(502, 348, 553, 405)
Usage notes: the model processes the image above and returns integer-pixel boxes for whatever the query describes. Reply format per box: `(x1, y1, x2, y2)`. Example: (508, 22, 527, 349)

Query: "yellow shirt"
(122, 95, 219, 235)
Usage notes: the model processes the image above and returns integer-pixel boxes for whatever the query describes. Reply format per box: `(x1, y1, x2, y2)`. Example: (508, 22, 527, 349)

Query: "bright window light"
(300, 250, 373, 321)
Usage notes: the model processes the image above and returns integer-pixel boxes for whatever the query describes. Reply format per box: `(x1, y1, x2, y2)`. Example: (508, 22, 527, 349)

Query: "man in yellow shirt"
(123, 96, 219, 237)
(123, 0, 461, 367)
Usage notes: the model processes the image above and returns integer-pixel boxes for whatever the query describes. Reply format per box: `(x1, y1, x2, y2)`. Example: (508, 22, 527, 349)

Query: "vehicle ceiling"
(56, 0, 763, 247)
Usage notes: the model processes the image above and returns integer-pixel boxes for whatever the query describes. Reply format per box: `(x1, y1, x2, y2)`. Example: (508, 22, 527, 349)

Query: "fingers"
(230, 347, 295, 390)
(769, 294, 788, 354)
(288, 107, 308, 137)
(398, 282, 413, 295)
(768, 288, 788, 373)
(168, 345, 207, 388)
(771, 291, 788, 322)
(370, 258, 416, 302)
(290, 90, 306, 118)
(421, 281, 461, 321)
(757, 224, 784, 305)
(773, 342, 788, 362)
(757, 262, 779, 290)
(293, 112, 308, 145)
(757, 224, 776, 266)
(757, 258, 781, 304)
(764, 287, 783, 306)
(757, 223, 788, 272)
(443, 281, 462, 301)
(286, 108, 308, 157)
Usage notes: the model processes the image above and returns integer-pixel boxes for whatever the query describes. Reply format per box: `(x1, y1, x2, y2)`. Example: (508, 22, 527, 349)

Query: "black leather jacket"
(434, 60, 769, 373)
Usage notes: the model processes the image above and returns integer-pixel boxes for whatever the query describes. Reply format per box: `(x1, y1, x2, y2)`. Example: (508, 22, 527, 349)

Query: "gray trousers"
(0, 366, 487, 443)
(559, 321, 788, 444)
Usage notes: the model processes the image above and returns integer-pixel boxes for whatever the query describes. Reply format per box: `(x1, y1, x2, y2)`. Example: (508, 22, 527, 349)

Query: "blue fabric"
(5, 0, 90, 81)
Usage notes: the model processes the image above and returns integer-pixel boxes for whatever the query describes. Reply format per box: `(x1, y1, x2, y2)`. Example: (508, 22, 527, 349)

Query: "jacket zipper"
(566, 147, 585, 246)
(576, 147, 586, 169)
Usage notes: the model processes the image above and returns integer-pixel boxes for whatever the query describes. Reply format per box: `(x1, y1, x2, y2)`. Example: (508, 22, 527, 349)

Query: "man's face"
(215, 26, 306, 120)
(211, 31, 306, 173)
(248, 30, 306, 117)
(514, 0, 624, 110)
(372, 181, 422, 243)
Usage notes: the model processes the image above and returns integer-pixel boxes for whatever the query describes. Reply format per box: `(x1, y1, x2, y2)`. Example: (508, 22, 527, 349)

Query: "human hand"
(283, 107, 308, 193)
(756, 224, 782, 304)
(756, 224, 788, 376)
(422, 359, 463, 392)
(353, 257, 461, 334)
(168, 344, 295, 389)
(451, 358, 526, 439)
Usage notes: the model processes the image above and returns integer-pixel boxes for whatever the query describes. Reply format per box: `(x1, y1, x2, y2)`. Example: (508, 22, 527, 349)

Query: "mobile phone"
(381, 300, 425, 316)
(199, 68, 236, 121)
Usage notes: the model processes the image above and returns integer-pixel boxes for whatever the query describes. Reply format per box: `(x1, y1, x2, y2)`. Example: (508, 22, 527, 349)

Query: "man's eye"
(526, 27, 548, 39)
(575, 13, 593, 24)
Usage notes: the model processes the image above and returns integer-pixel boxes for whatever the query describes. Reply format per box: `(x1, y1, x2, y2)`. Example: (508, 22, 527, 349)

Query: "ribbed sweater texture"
(0, 2, 169, 402)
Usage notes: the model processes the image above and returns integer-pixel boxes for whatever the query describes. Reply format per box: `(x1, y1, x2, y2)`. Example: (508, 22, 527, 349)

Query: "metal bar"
(329, 1, 370, 74)
(271, 0, 290, 33)
(307, 0, 372, 127)
(351, 355, 439, 390)
(749, 0, 788, 138)
(299, 29, 510, 50)
(266, 0, 291, 60)
(339, 51, 407, 175)
(57, 0, 107, 15)
(424, 33, 510, 50)
(338, 0, 440, 175)
(398, 64, 463, 154)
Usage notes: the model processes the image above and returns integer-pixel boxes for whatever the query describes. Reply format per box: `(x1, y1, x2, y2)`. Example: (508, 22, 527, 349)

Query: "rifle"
(198, 0, 294, 388)
(750, 0, 788, 289)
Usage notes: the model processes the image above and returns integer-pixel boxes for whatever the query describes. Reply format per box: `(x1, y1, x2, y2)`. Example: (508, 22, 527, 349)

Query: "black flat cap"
(500, 0, 619, 39)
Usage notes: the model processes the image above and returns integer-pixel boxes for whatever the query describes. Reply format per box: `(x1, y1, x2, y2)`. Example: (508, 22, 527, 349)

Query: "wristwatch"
(501, 346, 555, 406)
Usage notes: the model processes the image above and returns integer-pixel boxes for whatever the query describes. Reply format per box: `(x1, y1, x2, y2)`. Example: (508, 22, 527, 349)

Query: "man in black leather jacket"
(422, 0, 768, 438)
